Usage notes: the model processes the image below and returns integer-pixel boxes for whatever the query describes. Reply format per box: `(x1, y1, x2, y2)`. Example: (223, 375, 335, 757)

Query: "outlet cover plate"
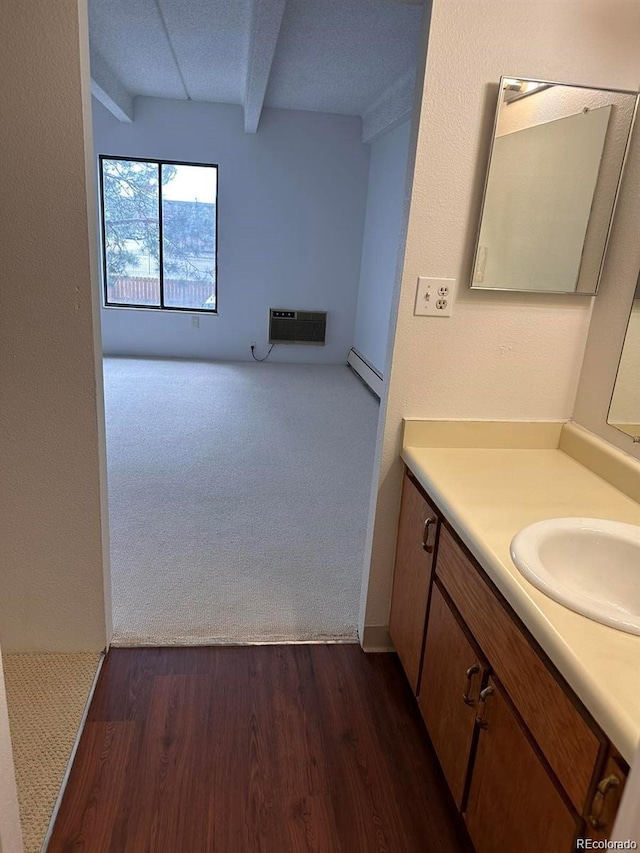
(414, 277, 455, 317)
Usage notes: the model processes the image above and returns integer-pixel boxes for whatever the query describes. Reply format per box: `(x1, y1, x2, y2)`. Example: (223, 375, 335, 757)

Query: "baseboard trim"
(346, 348, 383, 399)
(109, 636, 359, 648)
(360, 625, 394, 652)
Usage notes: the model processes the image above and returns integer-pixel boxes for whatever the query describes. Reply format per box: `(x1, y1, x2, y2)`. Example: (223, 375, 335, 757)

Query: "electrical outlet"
(251, 341, 256, 349)
(192, 316, 200, 329)
(414, 277, 455, 317)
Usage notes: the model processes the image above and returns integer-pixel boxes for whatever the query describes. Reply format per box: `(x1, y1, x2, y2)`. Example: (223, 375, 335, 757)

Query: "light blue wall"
(93, 97, 370, 363)
(353, 120, 411, 376)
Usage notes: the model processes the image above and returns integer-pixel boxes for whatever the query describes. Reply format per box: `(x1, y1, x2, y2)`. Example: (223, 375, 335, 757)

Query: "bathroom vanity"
(389, 420, 640, 852)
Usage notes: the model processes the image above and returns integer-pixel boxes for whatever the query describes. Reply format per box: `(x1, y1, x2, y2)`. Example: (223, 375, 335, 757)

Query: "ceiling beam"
(244, 0, 287, 134)
(90, 48, 134, 124)
(361, 70, 416, 144)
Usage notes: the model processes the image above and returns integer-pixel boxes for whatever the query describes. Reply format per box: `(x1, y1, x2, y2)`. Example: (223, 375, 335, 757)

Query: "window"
(99, 156, 218, 312)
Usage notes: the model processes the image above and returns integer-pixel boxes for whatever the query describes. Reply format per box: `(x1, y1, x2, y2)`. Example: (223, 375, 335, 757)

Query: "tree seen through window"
(100, 157, 217, 311)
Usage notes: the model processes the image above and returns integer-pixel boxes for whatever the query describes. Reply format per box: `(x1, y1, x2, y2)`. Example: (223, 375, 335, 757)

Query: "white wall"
(0, 0, 110, 652)
(353, 120, 411, 375)
(359, 0, 640, 639)
(93, 97, 370, 363)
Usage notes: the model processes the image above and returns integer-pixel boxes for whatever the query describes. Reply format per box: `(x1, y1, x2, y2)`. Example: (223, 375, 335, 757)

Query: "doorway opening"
(89, 0, 424, 645)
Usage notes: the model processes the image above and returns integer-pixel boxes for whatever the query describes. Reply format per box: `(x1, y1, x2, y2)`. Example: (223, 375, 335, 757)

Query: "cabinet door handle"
(588, 774, 621, 830)
(462, 664, 480, 706)
(475, 685, 494, 729)
(422, 516, 437, 553)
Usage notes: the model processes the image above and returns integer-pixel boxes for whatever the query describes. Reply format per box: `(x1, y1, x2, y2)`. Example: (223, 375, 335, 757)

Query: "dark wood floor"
(49, 644, 471, 852)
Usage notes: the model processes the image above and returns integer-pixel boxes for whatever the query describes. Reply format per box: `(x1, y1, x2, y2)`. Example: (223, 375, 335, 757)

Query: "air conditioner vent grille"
(269, 309, 327, 345)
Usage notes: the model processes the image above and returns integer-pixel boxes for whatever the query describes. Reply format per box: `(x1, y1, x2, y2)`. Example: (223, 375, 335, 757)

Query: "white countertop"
(402, 425, 640, 763)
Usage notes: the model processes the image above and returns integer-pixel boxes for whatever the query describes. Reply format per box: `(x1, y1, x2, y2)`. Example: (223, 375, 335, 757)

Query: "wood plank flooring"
(49, 644, 471, 852)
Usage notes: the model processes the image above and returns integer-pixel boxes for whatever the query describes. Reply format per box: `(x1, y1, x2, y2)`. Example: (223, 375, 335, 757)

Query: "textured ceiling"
(89, 0, 252, 103)
(265, 0, 422, 114)
(88, 0, 424, 121)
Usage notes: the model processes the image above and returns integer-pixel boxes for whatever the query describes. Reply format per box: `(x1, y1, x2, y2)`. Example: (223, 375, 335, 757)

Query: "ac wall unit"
(269, 309, 327, 345)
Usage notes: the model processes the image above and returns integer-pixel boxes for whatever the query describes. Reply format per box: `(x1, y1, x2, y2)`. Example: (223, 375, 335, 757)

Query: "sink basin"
(510, 518, 640, 635)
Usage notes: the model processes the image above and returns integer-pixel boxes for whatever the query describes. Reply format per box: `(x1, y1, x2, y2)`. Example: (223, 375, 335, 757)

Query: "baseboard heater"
(347, 348, 384, 399)
(269, 309, 327, 345)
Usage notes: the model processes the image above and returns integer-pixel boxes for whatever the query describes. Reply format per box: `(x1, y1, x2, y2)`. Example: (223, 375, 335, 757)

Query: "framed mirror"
(608, 278, 640, 442)
(471, 77, 638, 294)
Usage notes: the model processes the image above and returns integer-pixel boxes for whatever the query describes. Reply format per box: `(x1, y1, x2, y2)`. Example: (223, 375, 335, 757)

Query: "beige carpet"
(3, 653, 101, 853)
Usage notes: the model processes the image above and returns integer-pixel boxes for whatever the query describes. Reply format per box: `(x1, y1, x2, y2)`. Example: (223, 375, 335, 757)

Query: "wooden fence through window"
(108, 276, 215, 309)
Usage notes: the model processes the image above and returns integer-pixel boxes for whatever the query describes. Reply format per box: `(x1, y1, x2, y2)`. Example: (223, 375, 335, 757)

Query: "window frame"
(98, 154, 219, 314)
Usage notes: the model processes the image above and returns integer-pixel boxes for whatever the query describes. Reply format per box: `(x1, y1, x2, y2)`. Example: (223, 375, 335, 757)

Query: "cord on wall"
(251, 344, 275, 362)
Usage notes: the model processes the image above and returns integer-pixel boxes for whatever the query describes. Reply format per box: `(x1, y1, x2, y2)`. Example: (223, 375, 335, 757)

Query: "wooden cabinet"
(418, 582, 486, 808)
(584, 753, 628, 843)
(389, 469, 628, 852)
(465, 676, 577, 853)
(389, 473, 439, 692)
(436, 525, 602, 812)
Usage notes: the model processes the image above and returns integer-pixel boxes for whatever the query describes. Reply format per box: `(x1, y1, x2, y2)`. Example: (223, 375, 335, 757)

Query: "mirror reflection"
(608, 279, 640, 441)
(471, 78, 637, 294)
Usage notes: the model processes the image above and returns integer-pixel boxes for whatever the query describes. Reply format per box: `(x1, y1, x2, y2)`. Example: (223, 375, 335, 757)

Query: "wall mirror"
(471, 77, 638, 294)
(608, 278, 640, 441)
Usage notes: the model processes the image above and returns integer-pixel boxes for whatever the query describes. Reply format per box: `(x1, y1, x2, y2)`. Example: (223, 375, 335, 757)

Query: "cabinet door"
(389, 472, 439, 692)
(418, 582, 487, 808)
(465, 676, 578, 853)
(584, 753, 627, 843)
(436, 525, 601, 812)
